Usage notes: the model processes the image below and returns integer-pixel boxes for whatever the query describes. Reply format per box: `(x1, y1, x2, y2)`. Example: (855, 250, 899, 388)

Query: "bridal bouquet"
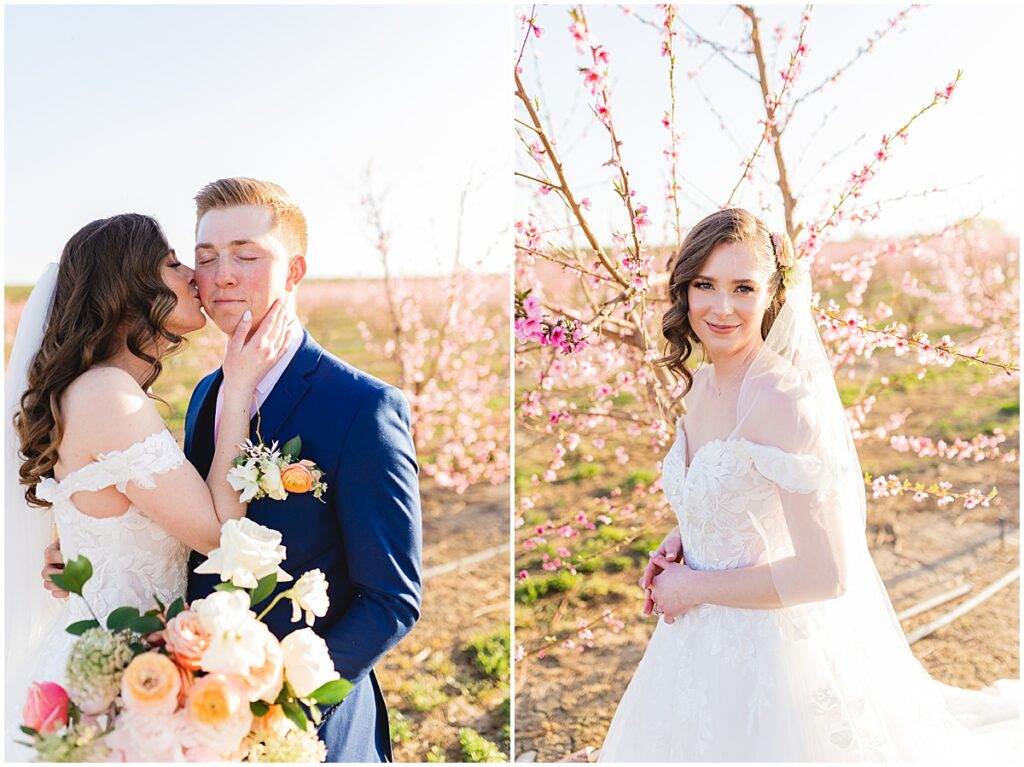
(19, 519, 348, 762)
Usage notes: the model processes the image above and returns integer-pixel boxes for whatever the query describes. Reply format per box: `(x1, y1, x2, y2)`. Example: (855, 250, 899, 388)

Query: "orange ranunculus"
(164, 610, 211, 671)
(121, 653, 181, 715)
(187, 674, 243, 728)
(251, 704, 294, 741)
(281, 463, 314, 494)
(185, 674, 252, 755)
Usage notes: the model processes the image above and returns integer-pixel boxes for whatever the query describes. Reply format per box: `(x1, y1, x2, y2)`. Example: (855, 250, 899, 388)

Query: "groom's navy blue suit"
(184, 330, 422, 762)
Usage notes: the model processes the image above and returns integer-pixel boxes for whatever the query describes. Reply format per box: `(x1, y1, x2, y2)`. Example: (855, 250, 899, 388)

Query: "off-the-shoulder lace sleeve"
(36, 430, 185, 504)
(744, 441, 822, 495)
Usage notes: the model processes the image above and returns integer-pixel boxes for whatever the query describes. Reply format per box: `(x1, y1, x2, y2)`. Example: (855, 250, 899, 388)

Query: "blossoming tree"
(514, 3, 1019, 662)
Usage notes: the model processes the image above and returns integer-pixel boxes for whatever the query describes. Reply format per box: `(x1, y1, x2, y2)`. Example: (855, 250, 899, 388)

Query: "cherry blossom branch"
(800, 70, 963, 259)
(791, 5, 921, 112)
(726, 5, 812, 223)
(815, 304, 1019, 375)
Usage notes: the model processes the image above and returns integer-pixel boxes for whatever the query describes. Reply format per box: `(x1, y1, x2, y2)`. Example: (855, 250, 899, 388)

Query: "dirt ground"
(377, 481, 511, 762)
(513, 508, 1019, 762)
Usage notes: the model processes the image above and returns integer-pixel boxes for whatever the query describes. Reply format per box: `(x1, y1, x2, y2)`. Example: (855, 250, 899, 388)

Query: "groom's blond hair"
(194, 177, 307, 257)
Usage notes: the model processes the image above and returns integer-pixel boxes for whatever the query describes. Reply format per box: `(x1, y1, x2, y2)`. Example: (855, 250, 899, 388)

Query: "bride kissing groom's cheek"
(23, 178, 422, 763)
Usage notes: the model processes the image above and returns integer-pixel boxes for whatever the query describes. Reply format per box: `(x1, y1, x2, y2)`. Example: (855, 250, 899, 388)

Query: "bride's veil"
(728, 251, 1018, 759)
(4, 263, 64, 755)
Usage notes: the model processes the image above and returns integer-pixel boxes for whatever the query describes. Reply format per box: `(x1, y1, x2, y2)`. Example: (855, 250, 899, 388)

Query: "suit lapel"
(251, 331, 322, 446)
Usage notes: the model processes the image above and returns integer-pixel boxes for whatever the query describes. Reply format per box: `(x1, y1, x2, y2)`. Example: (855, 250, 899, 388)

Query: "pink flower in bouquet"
(104, 707, 188, 762)
(185, 673, 253, 756)
(121, 652, 181, 715)
(23, 681, 69, 734)
(164, 610, 211, 671)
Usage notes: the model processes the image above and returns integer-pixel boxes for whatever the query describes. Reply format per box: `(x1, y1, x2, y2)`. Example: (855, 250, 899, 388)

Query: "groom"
(186, 177, 423, 761)
(44, 177, 423, 762)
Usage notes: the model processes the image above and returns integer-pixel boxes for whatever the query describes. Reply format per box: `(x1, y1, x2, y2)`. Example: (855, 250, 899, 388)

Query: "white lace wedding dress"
(599, 424, 1019, 762)
(7, 430, 190, 757)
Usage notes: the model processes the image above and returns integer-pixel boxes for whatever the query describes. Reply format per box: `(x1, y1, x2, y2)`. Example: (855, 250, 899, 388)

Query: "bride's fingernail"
(242, 310, 252, 321)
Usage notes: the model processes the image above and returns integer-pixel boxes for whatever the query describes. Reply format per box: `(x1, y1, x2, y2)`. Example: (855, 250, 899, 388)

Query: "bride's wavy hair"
(659, 208, 794, 396)
(16, 213, 184, 507)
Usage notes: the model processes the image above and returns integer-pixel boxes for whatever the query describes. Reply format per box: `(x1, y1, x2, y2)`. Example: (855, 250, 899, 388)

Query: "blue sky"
(516, 3, 1020, 245)
(5, 4, 510, 284)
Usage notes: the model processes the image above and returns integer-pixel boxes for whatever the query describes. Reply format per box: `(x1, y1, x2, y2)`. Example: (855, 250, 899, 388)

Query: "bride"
(598, 208, 1019, 762)
(4, 213, 290, 757)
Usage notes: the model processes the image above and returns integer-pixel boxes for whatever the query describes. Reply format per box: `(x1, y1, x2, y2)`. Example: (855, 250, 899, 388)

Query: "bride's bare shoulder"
(61, 368, 163, 449)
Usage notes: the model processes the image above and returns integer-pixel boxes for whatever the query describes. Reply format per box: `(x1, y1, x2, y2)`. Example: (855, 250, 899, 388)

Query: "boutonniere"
(227, 410, 327, 503)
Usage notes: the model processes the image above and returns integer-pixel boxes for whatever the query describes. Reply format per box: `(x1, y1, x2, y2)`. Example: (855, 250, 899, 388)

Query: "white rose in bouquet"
(290, 569, 330, 626)
(280, 628, 340, 698)
(194, 518, 292, 588)
(191, 590, 271, 677)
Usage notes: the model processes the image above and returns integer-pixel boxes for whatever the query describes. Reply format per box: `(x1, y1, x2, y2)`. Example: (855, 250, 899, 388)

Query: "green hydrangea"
(246, 729, 328, 763)
(32, 722, 110, 762)
(65, 628, 134, 714)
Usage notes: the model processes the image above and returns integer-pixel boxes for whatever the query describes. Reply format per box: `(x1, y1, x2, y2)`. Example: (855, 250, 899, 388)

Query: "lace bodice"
(661, 419, 821, 572)
(35, 430, 191, 622)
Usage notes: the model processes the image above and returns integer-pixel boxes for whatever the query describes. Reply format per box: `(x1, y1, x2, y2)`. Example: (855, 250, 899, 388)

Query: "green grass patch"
(458, 728, 507, 763)
(515, 570, 580, 605)
(463, 626, 510, 684)
(403, 674, 449, 712)
(623, 469, 657, 490)
(569, 463, 601, 481)
(389, 709, 414, 744)
(426, 744, 448, 762)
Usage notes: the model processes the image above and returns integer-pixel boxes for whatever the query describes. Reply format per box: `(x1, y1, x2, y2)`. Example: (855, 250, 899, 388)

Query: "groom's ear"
(285, 254, 307, 292)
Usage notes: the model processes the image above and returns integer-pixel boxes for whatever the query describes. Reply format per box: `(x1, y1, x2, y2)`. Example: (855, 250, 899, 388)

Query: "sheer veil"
(729, 251, 1019, 759)
(5, 264, 64, 754)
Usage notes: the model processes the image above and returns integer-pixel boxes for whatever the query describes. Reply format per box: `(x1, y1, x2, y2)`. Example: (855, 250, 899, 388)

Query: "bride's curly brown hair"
(659, 208, 794, 396)
(16, 213, 185, 507)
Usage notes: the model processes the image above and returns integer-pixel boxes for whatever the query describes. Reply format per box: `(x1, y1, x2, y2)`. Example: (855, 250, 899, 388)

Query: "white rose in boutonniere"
(258, 460, 287, 501)
(227, 458, 261, 503)
(194, 518, 293, 589)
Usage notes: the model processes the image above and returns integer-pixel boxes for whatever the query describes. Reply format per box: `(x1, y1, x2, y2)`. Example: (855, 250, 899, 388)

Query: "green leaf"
(65, 619, 100, 636)
(49, 555, 93, 596)
(129, 615, 165, 635)
(250, 572, 278, 608)
(281, 436, 302, 461)
(310, 703, 322, 726)
(20, 726, 39, 737)
(281, 700, 308, 732)
(107, 606, 141, 632)
(214, 582, 240, 592)
(166, 597, 185, 621)
(274, 681, 293, 705)
(309, 678, 353, 705)
(153, 594, 165, 612)
(250, 700, 270, 717)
